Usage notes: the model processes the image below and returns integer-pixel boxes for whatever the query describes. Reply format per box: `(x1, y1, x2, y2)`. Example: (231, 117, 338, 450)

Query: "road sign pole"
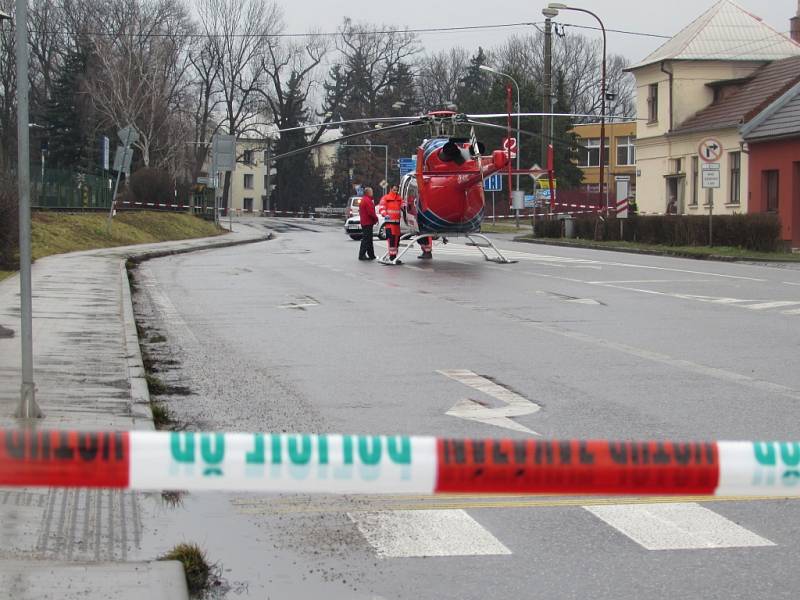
(708, 190, 714, 247)
(108, 127, 134, 230)
(492, 192, 496, 224)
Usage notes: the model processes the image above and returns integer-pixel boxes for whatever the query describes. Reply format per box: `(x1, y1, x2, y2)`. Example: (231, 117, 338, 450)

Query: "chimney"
(793, 0, 800, 43)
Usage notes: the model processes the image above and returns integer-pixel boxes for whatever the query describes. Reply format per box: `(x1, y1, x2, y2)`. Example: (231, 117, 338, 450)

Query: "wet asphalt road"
(132, 218, 800, 599)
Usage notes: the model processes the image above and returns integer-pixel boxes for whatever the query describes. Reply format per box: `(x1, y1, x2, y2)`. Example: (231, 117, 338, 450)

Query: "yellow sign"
(535, 178, 557, 190)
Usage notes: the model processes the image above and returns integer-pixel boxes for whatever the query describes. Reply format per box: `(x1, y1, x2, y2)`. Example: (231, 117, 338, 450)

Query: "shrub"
(539, 213, 781, 251)
(125, 168, 174, 208)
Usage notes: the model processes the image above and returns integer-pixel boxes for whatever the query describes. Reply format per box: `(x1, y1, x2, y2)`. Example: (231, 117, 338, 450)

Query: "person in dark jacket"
(358, 187, 377, 260)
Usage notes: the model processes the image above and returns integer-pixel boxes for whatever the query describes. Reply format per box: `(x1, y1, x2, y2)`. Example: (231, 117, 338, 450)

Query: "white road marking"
(782, 308, 800, 315)
(348, 509, 512, 558)
(743, 301, 800, 310)
(583, 503, 775, 551)
(438, 369, 540, 435)
(783, 282, 800, 287)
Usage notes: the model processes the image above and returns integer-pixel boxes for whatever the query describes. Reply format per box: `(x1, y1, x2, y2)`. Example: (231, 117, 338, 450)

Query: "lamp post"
(479, 65, 521, 195)
(9, 1, 42, 418)
(547, 3, 607, 214)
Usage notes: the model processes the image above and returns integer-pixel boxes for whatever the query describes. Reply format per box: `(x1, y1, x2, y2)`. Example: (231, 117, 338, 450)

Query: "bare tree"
(196, 0, 281, 207)
(186, 37, 223, 183)
(493, 30, 635, 121)
(85, 0, 194, 168)
(416, 47, 469, 111)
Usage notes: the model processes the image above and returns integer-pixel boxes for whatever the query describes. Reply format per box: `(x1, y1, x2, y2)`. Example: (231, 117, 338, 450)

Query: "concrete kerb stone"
(513, 236, 796, 263)
(120, 229, 274, 429)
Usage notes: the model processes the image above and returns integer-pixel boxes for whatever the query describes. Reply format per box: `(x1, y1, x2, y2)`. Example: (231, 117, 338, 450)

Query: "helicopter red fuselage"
(401, 137, 510, 235)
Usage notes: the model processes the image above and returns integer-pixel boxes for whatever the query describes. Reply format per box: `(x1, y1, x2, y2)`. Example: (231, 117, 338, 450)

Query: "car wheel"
(349, 234, 362, 240)
(378, 224, 387, 240)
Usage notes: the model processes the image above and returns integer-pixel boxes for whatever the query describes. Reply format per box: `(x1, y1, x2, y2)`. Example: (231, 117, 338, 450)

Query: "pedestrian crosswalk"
(232, 494, 783, 558)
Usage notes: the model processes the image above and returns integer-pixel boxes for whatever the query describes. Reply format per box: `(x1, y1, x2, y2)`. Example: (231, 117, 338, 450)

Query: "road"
(131, 217, 800, 599)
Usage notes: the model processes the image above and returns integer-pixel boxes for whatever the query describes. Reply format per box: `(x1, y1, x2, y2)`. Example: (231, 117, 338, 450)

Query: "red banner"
(436, 439, 720, 495)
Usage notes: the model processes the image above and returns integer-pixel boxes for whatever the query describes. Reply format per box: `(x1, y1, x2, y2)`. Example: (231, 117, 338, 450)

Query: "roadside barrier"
(0, 431, 797, 496)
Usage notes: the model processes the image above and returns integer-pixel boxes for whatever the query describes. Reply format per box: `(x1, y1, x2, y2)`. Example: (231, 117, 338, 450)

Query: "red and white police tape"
(0, 431, 798, 495)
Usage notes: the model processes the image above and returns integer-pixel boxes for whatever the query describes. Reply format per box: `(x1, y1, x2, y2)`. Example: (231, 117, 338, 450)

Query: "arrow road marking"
(438, 369, 541, 435)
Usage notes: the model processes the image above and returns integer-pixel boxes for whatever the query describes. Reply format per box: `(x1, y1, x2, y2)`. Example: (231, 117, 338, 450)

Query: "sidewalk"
(0, 221, 270, 598)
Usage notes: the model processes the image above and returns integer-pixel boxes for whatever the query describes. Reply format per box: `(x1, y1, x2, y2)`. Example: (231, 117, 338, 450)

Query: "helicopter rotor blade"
(465, 119, 581, 151)
(272, 116, 420, 135)
(467, 112, 640, 121)
(267, 120, 425, 163)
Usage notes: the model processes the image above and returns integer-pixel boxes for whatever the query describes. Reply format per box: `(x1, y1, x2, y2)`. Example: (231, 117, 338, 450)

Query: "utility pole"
(541, 11, 554, 170)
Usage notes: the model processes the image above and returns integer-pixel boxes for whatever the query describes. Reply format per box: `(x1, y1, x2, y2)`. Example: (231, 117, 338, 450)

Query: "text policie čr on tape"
(0, 431, 799, 496)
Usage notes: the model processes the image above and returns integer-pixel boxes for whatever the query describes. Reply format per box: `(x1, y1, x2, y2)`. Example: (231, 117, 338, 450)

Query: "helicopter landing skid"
(464, 234, 517, 264)
(378, 233, 516, 265)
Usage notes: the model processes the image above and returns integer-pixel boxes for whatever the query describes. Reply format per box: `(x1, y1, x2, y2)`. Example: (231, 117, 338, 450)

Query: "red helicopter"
(264, 109, 585, 265)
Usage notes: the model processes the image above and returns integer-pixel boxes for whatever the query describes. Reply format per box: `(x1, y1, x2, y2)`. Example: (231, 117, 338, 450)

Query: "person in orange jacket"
(379, 184, 404, 264)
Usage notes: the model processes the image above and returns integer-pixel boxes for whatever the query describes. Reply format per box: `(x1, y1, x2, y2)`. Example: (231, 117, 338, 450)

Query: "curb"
(120, 230, 273, 428)
(512, 236, 798, 263)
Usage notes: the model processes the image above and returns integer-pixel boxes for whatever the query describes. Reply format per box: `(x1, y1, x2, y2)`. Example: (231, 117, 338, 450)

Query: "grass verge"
(0, 211, 223, 283)
(516, 236, 800, 262)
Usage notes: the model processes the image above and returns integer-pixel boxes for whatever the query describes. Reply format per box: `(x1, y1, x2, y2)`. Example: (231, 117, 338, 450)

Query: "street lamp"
(479, 65, 521, 197)
(547, 3, 607, 213)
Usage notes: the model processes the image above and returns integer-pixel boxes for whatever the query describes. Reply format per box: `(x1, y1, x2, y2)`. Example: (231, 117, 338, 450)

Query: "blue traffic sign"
(483, 173, 503, 192)
(398, 156, 417, 177)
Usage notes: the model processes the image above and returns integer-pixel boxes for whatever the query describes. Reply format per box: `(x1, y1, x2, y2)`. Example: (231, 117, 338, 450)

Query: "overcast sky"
(277, 0, 797, 62)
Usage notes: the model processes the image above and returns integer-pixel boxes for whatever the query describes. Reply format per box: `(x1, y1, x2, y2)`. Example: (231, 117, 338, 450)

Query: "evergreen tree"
(43, 44, 93, 171)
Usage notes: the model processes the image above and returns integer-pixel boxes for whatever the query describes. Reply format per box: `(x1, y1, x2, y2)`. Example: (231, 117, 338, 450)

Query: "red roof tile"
(673, 56, 800, 134)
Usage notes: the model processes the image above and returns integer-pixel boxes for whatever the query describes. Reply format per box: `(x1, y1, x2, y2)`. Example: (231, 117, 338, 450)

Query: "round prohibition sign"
(502, 137, 518, 153)
(698, 137, 723, 163)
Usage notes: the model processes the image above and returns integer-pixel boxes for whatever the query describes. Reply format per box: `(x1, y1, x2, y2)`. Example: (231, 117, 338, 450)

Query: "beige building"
(628, 0, 800, 215)
(216, 129, 341, 214)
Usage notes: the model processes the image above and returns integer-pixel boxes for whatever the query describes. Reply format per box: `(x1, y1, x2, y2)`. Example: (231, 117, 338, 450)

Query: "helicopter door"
(400, 174, 418, 229)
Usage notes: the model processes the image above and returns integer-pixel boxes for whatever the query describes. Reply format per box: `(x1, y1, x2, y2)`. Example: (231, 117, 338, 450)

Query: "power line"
(13, 19, 677, 41)
(561, 22, 671, 40)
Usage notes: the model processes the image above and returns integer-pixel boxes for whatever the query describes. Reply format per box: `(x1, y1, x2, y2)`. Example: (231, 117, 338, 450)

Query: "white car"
(343, 195, 407, 240)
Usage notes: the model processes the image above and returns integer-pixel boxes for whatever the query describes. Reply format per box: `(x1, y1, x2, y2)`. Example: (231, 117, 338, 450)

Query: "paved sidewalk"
(0, 221, 270, 598)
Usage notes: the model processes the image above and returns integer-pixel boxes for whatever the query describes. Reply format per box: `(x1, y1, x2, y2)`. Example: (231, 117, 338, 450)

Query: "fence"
(31, 166, 114, 210)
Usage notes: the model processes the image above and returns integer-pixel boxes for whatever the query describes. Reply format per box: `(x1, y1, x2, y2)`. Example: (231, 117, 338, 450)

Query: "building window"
(729, 152, 741, 204)
(242, 149, 253, 165)
(579, 138, 609, 167)
(691, 156, 699, 206)
(244, 174, 254, 189)
(584, 183, 608, 193)
(670, 158, 683, 174)
(616, 136, 636, 166)
(243, 197, 253, 212)
(764, 170, 779, 212)
(647, 83, 658, 123)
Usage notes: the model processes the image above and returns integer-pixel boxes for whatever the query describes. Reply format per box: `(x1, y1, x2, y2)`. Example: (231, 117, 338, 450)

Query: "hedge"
(536, 213, 782, 252)
(0, 179, 19, 270)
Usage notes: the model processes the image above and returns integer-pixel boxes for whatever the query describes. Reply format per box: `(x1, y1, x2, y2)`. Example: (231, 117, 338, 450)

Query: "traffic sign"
(398, 156, 417, 177)
(117, 125, 139, 146)
(701, 163, 721, 188)
(211, 134, 236, 172)
(502, 137, 518, 153)
(528, 163, 546, 181)
(698, 138, 723, 163)
(483, 173, 503, 192)
(112, 145, 132, 174)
